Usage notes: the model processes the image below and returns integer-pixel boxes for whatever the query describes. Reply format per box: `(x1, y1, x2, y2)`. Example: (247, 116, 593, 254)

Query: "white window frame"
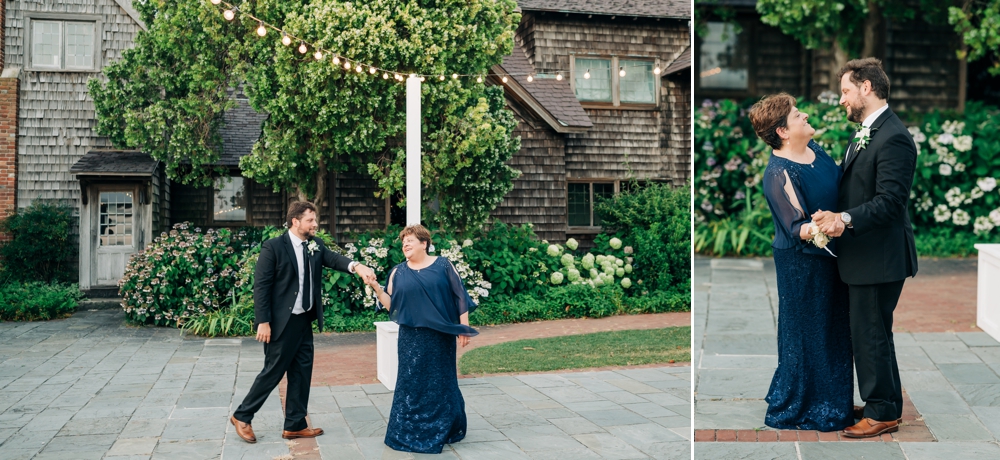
(25, 14, 102, 72)
(211, 176, 250, 224)
(570, 55, 661, 109)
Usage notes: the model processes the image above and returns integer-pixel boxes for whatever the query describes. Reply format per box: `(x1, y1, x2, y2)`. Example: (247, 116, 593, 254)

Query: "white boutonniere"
(855, 126, 876, 151)
(307, 240, 319, 256)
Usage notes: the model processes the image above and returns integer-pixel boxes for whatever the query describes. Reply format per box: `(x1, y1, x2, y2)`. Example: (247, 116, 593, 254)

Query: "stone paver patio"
(0, 310, 690, 459)
(693, 256, 1000, 459)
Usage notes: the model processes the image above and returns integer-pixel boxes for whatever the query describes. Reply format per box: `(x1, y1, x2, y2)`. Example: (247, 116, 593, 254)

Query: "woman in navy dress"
(748, 93, 853, 432)
(367, 224, 477, 453)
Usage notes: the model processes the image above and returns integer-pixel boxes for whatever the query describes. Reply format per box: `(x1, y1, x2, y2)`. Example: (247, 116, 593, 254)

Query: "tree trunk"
(289, 162, 327, 220)
(861, 2, 884, 60)
(829, 41, 849, 92)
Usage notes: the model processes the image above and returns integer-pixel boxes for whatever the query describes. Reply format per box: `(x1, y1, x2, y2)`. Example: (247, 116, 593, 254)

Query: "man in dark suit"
(230, 201, 376, 443)
(814, 58, 918, 438)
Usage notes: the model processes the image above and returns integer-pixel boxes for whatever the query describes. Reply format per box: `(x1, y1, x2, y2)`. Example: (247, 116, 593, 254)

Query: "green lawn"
(458, 327, 690, 375)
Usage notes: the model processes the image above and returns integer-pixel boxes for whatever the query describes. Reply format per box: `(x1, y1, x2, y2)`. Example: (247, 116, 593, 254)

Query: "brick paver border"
(695, 389, 934, 443)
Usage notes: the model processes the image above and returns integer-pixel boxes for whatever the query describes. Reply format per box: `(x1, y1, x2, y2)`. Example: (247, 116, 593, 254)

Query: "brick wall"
(0, 76, 17, 223)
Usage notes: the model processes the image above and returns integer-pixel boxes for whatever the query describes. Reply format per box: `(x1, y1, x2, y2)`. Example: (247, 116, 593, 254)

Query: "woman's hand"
(458, 335, 470, 347)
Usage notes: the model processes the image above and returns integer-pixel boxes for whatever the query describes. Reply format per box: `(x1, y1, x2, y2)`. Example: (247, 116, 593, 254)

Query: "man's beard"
(847, 98, 866, 123)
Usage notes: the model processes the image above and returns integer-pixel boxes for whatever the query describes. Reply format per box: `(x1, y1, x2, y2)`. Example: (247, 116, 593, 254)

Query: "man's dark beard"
(847, 99, 866, 123)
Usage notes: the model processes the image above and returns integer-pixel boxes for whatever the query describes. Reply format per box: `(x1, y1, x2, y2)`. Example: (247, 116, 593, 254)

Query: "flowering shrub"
(119, 223, 248, 326)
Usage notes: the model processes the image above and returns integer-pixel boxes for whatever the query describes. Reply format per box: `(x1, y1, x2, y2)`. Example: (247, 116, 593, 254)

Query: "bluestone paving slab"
(924, 414, 995, 441)
(797, 442, 906, 459)
(938, 363, 1000, 384)
(901, 441, 1000, 459)
(572, 433, 649, 459)
(955, 384, 1000, 406)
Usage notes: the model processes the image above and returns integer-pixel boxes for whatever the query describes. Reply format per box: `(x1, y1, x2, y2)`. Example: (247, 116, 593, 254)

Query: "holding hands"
(354, 263, 378, 285)
(812, 210, 846, 237)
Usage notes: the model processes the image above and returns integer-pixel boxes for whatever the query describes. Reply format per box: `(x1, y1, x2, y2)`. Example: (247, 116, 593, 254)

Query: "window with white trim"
(572, 56, 658, 107)
(30, 19, 97, 71)
(213, 177, 247, 222)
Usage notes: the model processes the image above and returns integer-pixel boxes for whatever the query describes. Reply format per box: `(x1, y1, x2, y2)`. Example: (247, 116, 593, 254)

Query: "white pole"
(406, 76, 421, 226)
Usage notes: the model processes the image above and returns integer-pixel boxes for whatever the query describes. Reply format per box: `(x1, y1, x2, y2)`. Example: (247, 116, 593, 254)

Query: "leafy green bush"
(120, 223, 253, 326)
(0, 282, 84, 321)
(0, 202, 76, 283)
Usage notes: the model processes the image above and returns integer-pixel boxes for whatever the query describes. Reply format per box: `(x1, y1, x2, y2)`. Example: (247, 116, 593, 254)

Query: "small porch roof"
(70, 150, 157, 177)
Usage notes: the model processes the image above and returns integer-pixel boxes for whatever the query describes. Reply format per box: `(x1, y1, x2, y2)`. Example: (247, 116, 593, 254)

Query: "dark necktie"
(301, 241, 312, 311)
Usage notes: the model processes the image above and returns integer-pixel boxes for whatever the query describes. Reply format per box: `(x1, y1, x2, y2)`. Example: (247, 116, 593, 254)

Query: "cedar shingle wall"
(169, 183, 209, 226)
(491, 113, 568, 242)
(518, 14, 690, 185)
(662, 73, 690, 183)
(753, 23, 805, 97)
(334, 170, 385, 243)
(883, 19, 960, 112)
(5, 0, 142, 209)
(249, 182, 285, 228)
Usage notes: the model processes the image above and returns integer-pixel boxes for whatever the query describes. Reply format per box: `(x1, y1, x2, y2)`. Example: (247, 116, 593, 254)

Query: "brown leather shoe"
(853, 405, 865, 419)
(843, 417, 899, 438)
(230, 415, 256, 443)
(282, 427, 324, 439)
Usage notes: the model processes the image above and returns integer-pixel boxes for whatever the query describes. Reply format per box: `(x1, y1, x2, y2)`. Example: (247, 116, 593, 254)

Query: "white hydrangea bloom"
(908, 126, 926, 143)
(939, 164, 953, 176)
(953, 135, 973, 152)
(990, 208, 1000, 226)
(974, 216, 995, 236)
(978, 177, 997, 192)
(915, 195, 933, 212)
(953, 209, 971, 226)
(937, 133, 955, 145)
(955, 163, 966, 172)
(934, 205, 952, 222)
(945, 188, 965, 207)
(971, 187, 985, 200)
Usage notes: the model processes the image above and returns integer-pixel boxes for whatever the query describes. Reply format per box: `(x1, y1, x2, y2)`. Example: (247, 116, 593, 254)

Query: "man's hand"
(256, 323, 271, 343)
(812, 210, 846, 237)
(355, 263, 377, 285)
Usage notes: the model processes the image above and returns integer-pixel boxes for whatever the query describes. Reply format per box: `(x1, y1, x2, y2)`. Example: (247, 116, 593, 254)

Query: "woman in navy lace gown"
(368, 224, 478, 453)
(748, 94, 853, 432)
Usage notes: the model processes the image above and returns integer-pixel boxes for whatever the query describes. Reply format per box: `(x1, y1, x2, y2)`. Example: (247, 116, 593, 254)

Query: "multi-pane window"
(99, 192, 134, 247)
(699, 21, 748, 90)
(568, 182, 614, 227)
(214, 177, 247, 222)
(573, 57, 658, 106)
(30, 19, 96, 70)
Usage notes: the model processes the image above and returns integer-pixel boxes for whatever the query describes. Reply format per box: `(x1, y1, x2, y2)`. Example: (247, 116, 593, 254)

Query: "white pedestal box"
(975, 244, 1000, 343)
(374, 321, 399, 391)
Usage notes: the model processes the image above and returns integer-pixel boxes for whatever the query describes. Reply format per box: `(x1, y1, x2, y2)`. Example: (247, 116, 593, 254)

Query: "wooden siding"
(491, 110, 568, 243)
(169, 182, 210, 226)
(517, 14, 690, 184)
(249, 182, 286, 228)
(5, 0, 142, 210)
(753, 23, 807, 97)
(882, 19, 961, 112)
(333, 170, 385, 243)
(662, 73, 691, 182)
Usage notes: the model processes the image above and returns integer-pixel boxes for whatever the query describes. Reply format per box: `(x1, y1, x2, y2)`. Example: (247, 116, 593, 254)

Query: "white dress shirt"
(288, 232, 310, 315)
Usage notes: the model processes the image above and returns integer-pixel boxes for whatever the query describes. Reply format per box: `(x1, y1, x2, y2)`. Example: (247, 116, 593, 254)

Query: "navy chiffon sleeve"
(763, 163, 809, 250)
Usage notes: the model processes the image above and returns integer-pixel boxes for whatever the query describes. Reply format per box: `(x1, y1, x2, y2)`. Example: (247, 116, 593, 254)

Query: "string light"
(452, 73, 459, 79)
(298, 42, 307, 54)
(501, 75, 508, 83)
(369, 66, 377, 74)
(211, 0, 221, 4)
(619, 66, 626, 77)
(383, 73, 389, 79)
(556, 72, 563, 81)
(281, 32, 292, 46)
(344, 61, 352, 70)
(314, 50, 323, 60)
(439, 75, 445, 81)
(223, 9, 236, 21)
(333, 56, 341, 65)
(355, 64, 363, 73)
(653, 65, 662, 75)
(584, 69, 591, 79)
(256, 22, 267, 37)
(420, 76, 425, 82)
(477, 75, 483, 83)
(527, 75, 533, 82)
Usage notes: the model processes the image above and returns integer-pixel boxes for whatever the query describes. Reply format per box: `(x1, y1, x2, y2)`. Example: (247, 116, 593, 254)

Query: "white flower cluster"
(440, 241, 491, 304)
(545, 240, 635, 290)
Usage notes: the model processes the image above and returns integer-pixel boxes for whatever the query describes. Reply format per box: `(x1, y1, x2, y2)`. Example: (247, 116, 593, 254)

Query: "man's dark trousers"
(850, 280, 905, 422)
(232, 311, 314, 431)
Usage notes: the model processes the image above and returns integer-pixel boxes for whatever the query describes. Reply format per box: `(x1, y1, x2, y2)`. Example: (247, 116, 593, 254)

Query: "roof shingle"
(497, 44, 593, 129)
(663, 45, 690, 75)
(70, 150, 157, 176)
(517, 0, 690, 19)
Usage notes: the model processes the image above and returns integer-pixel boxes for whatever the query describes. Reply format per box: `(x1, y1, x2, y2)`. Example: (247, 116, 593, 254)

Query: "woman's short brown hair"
(399, 224, 432, 252)
(748, 93, 796, 151)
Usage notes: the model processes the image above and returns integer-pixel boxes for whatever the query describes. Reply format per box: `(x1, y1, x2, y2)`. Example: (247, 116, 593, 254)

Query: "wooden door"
(93, 188, 139, 286)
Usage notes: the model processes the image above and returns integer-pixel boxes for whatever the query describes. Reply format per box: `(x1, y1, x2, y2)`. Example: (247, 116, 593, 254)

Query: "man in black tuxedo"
(814, 58, 918, 438)
(231, 201, 376, 443)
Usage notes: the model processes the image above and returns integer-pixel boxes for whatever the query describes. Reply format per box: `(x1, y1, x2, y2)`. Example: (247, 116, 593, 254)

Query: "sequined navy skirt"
(384, 325, 467, 453)
(765, 247, 854, 431)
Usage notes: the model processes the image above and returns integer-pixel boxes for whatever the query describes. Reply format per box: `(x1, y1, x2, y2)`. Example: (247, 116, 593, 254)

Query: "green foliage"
(120, 223, 253, 326)
(595, 182, 691, 293)
(0, 202, 77, 283)
(0, 282, 84, 322)
(914, 226, 1000, 257)
(458, 327, 691, 375)
(950, 1, 1000, 75)
(91, 0, 524, 232)
(460, 222, 553, 302)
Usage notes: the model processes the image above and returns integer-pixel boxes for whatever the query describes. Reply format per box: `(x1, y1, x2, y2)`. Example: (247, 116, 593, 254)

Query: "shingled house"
(1, 0, 691, 293)
(695, 0, 971, 111)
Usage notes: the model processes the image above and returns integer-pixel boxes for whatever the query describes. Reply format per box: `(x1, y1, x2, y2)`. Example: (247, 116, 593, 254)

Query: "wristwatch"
(840, 212, 853, 228)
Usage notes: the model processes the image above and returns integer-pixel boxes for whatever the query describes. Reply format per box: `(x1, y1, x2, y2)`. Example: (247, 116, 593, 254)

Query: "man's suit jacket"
(253, 231, 354, 341)
(837, 107, 919, 285)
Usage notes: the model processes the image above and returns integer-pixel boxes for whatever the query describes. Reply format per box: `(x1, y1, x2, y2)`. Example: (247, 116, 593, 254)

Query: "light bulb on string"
(527, 75, 533, 82)
(556, 72, 563, 81)
(223, 9, 236, 21)
(256, 23, 267, 37)
(344, 61, 352, 70)
(501, 75, 508, 83)
(477, 75, 483, 83)
(298, 43, 307, 54)
(281, 32, 292, 46)
(653, 65, 662, 75)
(619, 66, 626, 77)
(332, 56, 340, 65)
(420, 76, 425, 82)
(355, 64, 363, 73)
(211, 0, 221, 5)
(314, 50, 323, 60)
(584, 69, 591, 79)
(439, 75, 445, 81)
(452, 73, 459, 79)
(369, 67, 377, 75)
(383, 73, 389, 79)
